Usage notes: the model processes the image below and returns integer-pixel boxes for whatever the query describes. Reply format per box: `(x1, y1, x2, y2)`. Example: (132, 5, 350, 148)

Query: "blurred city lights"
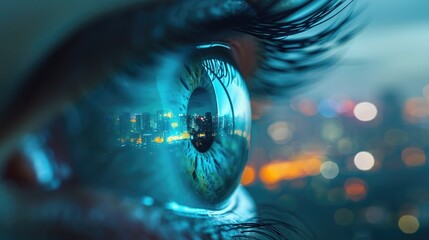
(321, 121, 343, 142)
(241, 166, 256, 186)
(353, 102, 378, 121)
(259, 153, 322, 185)
(344, 178, 367, 201)
(398, 215, 420, 234)
(297, 98, 317, 116)
(354, 151, 375, 171)
(247, 89, 429, 238)
(401, 148, 426, 166)
(318, 99, 338, 118)
(404, 98, 429, 121)
(335, 99, 356, 116)
(320, 161, 340, 179)
(267, 121, 293, 143)
(334, 208, 354, 226)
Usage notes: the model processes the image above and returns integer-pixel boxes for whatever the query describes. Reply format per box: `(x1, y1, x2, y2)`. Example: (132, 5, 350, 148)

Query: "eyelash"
(234, 0, 361, 97)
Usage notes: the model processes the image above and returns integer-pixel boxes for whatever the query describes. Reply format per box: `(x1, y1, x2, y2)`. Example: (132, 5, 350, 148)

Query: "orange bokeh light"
(402, 147, 426, 166)
(344, 178, 367, 201)
(241, 166, 256, 186)
(298, 99, 317, 116)
(404, 97, 429, 122)
(259, 153, 323, 185)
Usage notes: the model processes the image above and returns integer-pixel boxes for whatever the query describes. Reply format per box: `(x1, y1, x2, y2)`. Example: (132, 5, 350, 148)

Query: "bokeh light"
(335, 99, 356, 116)
(267, 121, 293, 143)
(404, 97, 429, 121)
(241, 166, 255, 186)
(298, 98, 317, 116)
(318, 99, 338, 118)
(259, 153, 322, 185)
(398, 215, 420, 234)
(320, 161, 340, 179)
(353, 102, 378, 122)
(401, 148, 426, 166)
(344, 178, 367, 201)
(354, 151, 375, 171)
(321, 121, 343, 142)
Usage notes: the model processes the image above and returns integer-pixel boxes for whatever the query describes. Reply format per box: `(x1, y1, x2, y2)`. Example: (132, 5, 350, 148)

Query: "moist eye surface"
(20, 45, 251, 209)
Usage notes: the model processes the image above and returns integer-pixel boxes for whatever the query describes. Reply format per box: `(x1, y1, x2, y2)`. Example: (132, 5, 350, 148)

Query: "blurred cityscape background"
(242, 0, 429, 239)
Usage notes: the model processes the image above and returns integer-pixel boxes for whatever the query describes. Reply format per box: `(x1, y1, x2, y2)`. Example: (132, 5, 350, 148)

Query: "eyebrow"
(0, 0, 256, 160)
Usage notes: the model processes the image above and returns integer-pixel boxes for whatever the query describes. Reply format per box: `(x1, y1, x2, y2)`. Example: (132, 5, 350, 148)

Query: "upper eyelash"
(235, 0, 363, 97)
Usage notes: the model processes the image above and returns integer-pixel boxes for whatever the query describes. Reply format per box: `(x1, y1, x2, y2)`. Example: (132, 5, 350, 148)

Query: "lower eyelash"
(235, 0, 363, 97)
(216, 204, 316, 240)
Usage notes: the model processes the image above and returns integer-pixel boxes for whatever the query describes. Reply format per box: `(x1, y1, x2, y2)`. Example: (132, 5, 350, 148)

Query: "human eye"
(0, 0, 358, 239)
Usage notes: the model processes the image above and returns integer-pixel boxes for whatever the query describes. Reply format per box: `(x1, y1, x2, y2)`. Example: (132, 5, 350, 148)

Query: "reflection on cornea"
(197, 43, 231, 50)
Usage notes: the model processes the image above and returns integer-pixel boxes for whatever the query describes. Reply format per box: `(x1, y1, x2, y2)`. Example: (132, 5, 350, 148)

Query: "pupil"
(187, 87, 217, 152)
